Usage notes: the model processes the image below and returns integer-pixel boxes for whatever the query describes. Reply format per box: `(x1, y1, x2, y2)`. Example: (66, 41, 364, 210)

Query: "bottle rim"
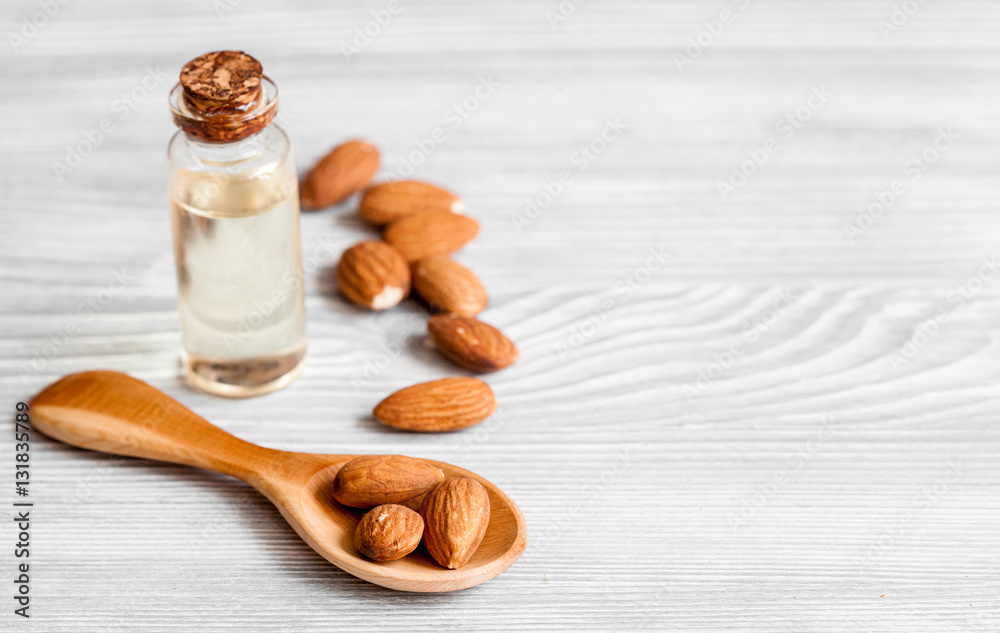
(169, 75, 279, 144)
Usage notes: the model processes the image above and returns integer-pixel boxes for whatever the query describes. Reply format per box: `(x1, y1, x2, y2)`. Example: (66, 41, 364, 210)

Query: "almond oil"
(166, 51, 306, 397)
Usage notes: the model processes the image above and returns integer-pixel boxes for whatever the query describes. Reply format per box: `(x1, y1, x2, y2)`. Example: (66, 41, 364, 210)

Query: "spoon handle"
(29, 370, 280, 483)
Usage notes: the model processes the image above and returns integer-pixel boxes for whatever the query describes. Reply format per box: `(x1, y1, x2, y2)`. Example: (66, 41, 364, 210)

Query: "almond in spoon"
(354, 504, 424, 562)
(373, 377, 497, 432)
(428, 314, 518, 372)
(421, 477, 491, 569)
(333, 455, 445, 508)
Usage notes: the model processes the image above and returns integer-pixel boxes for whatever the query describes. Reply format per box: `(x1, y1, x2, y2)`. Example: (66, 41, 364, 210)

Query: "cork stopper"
(180, 51, 262, 113)
(169, 50, 277, 143)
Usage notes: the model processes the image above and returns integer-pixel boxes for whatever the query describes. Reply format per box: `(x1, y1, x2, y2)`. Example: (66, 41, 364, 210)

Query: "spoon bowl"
(30, 370, 526, 592)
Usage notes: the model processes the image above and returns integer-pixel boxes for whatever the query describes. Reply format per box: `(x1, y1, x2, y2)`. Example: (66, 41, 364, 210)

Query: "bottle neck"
(181, 125, 281, 165)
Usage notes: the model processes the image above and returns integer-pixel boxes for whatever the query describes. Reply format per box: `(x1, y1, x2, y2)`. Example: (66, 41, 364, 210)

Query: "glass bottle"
(166, 51, 306, 397)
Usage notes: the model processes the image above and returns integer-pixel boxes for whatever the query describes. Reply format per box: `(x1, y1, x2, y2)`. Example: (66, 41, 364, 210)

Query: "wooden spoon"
(29, 370, 527, 592)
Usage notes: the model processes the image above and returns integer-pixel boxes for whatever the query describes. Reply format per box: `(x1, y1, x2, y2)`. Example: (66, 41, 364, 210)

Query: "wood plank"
(0, 0, 997, 630)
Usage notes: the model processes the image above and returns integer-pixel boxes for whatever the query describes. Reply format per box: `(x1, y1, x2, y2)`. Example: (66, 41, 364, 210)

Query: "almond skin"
(411, 257, 488, 317)
(428, 315, 518, 372)
(382, 209, 479, 262)
(354, 504, 424, 562)
(333, 455, 445, 508)
(336, 241, 410, 310)
(301, 140, 379, 209)
(420, 478, 491, 569)
(360, 181, 464, 226)
(373, 377, 497, 432)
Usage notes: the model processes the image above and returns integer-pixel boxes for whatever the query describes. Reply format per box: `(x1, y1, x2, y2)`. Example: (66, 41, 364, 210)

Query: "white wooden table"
(2, 1, 998, 630)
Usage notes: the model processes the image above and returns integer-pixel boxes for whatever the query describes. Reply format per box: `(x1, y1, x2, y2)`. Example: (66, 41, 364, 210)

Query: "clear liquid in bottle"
(169, 158, 306, 397)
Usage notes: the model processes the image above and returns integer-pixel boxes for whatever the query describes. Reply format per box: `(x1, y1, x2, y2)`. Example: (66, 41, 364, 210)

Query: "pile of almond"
(334, 455, 490, 569)
(301, 140, 518, 433)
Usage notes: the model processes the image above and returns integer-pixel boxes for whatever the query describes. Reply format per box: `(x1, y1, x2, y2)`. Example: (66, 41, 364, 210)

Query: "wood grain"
(1, 0, 998, 630)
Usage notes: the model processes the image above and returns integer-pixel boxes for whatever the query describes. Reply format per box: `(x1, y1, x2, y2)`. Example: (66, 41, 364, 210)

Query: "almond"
(335, 241, 410, 310)
(411, 257, 488, 317)
(354, 504, 424, 562)
(301, 140, 379, 209)
(373, 377, 497, 432)
(427, 315, 518, 372)
(382, 209, 479, 262)
(420, 478, 491, 569)
(359, 181, 464, 226)
(333, 455, 445, 508)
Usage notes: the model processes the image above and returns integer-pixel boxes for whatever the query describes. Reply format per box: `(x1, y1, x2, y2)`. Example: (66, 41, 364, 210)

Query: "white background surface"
(1, 0, 999, 630)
